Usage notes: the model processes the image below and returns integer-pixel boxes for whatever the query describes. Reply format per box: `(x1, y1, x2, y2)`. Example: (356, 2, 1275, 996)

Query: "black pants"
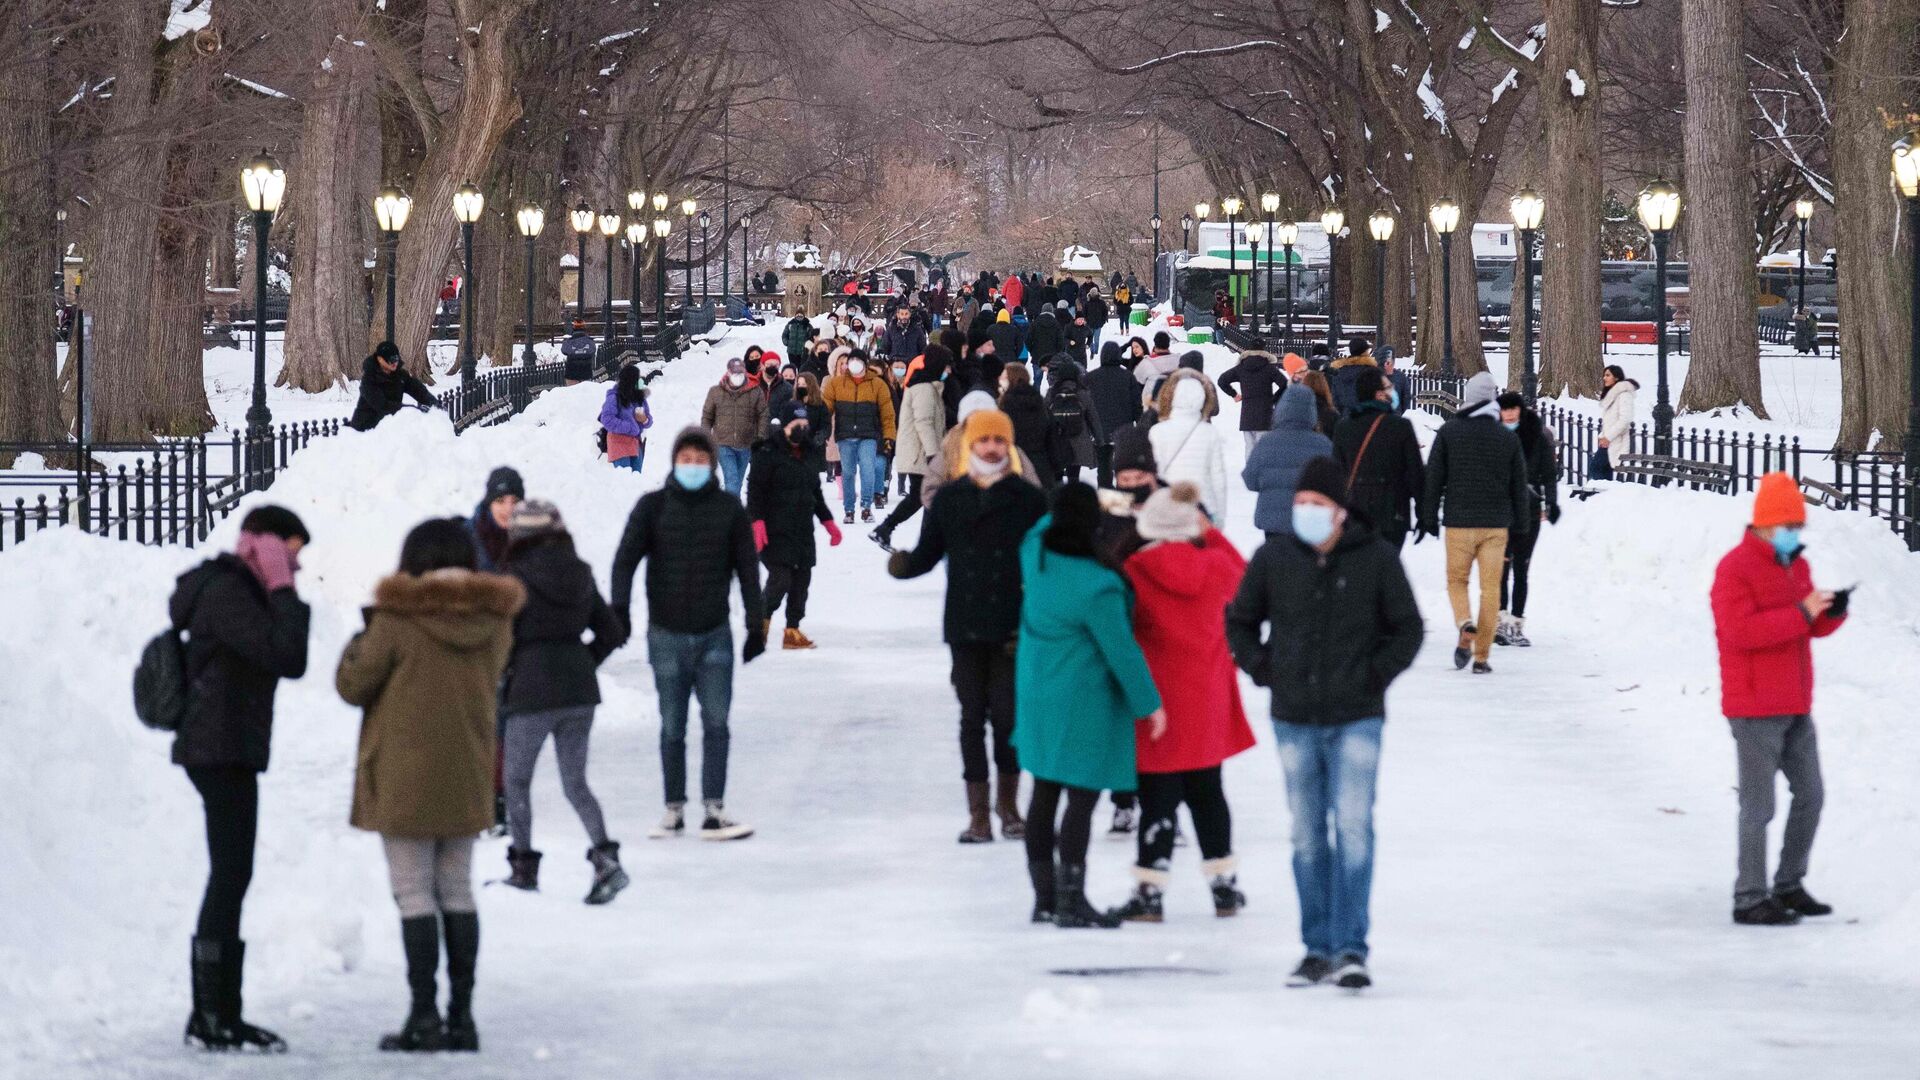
(950, 642, 1018, 783)
(1095, 442, 1115, 489)
(1026, 779, 1100, 866)
(188, 766, 258, 941)
(1136, 766, 1232, 871)
(875, 473, 924, 537)
(1501, 524, 1540, 617)
(764, 562, 812, 627)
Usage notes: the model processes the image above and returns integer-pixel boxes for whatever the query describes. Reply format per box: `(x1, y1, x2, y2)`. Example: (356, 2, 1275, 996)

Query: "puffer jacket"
(1148, 372, 1228, 522)
(168, 556, 311, 771)
(1243, 383, 1333, 534)
(1710, 530, 1846, 719)
(820, 370, 898, 442)
(502, 540, 625, 714)
(1326, 354, 1379, 415)
(1600, 379, 1639, 466)
(701, 378, 771, 449)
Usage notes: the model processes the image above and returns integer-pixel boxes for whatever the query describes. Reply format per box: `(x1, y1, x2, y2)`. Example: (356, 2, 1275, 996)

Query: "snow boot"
(1053, 864, 1123, 929)
(1027, 858, 1057, 923)
(958, 781, 994, 844)
(1494, 611, 1513, 647)
(1205, 857, 1246, 917)
(1286, 955, 1334, 988)
(1107, 802, 1138, 837)
(1453, 623, 1474, 669)
(699, 801, 755, 841)
(441, 912, 480, 1052)
(217, 939, 287, 1052)
(1509, 616, 1532, 647)
(1775, 886, 1832, 917)
(648, 803, 685, 839)
(782, 626, 817, 650)
(1331, 954, 1372, 991)
(379, 916, 446, 1052)
(184, 936, 239, 1051)
(1110, 871, 1166, 923)
(504, 847, 541, 891)
(584, 842, 630, 905)
(995, 772, 1026, 840)
(1733, 897, 1803, 925)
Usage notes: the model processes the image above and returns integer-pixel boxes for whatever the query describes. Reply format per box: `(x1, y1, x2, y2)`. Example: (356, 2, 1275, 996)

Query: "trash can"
(1186, 328, 1212, 345)
(1130, 308, 1151, 326)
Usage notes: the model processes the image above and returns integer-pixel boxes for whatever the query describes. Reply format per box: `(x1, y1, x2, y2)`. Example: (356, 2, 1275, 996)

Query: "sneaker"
(1453, 623, 1474, 669)
(1331, 955, 1372, 990)
(843, 510, 855, 525)
(699, 802, 755, 841)
(1509, 616, 1532, 647)
(1494, 613, 1514, 647)
(873, 491, 888, 510)
(1107, 804, 1137, 837)
(648, 804, 685, 839)
(1774, 886, 1832, 917)
(860, 507, 874, 523)
(870, 530, 896, 554)
(1286, 955, 1334, 988)
(1733, 897, 1802, 925)
(782, 627, 816, 650)
(1472, 661, 1492, 674)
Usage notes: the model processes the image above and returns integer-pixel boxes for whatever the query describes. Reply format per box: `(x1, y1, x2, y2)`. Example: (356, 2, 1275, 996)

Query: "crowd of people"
(155, 272, 1851, 1054)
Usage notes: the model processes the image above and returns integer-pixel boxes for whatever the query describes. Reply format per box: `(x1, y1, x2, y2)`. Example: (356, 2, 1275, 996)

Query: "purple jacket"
(599, 387, 652, 438)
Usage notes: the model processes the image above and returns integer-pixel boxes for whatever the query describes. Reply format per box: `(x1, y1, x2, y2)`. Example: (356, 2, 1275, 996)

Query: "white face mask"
(848, 360, 867, 377)
(968, 451, 1010, 478)
(728, 372, 746, 387)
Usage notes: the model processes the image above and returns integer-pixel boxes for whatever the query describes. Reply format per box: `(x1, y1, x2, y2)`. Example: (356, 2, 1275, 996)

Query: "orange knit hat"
(963, 408, 1014, 447)
(1282, 353, 1307, 376)
(1752, 471, 1806, 529)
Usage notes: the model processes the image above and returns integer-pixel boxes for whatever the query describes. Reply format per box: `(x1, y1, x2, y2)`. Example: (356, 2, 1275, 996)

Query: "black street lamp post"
(699, 209, 711, 304)
(681, 198, 697, 307)
(54, 207, 66, 299)
(653, 216, 671, 339)
(599, 208, 620, 344)
(1511, 188, 1543, 405)
(1794, 197, 1815, 354)
(453, 181, 485, 384)
(516, 205, 544, 406)
(626, 221, 645, 339)
(570, 201, 593, 328)
(1221, 196, 1242, 322)
(1260, 193, 1281, 334)
(1150, 213, 1162, 304)
(374, 187, 411, 344)
(1636, 179, 1682, 457)
(1245, 222, 1265, 337)
(240, 151, 285, 481)
(1275, 220, 1298, 351)
(1429, 198, 1460, 379)
(741, 213, 752, 303)
(1368, 210, 1394, 352)
(1320, 206, 1345, 358)
(1180, 212, 1192, 260)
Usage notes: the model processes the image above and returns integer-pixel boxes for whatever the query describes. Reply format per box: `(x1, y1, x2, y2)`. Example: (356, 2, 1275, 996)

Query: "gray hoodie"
(1242, 383, 1334, 534)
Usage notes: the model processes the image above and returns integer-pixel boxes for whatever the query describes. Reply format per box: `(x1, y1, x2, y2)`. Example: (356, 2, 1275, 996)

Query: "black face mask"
(1121, 483, 1155, 506)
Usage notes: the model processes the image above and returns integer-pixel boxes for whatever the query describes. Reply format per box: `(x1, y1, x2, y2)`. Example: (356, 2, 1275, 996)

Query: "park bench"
(1413, 387, 1461, 418)
(1610, 453, 1735, 494)
(1796, 476, 1851, 511)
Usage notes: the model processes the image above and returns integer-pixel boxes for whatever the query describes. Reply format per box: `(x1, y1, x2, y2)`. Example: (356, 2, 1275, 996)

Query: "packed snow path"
(4, 324, 1918, 1078)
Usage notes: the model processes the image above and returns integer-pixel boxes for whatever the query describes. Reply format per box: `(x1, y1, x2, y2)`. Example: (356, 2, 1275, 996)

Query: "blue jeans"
(717, 445, 751, 496)
(1271, 718, 1384, 961)
(838, 438, 883, 512)
(1090, 325, 1104, 354)
(647, 626, 734, 805)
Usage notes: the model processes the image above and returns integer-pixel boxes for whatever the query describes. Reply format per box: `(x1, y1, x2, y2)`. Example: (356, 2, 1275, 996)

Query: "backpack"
(596, 427, 609, 456)
(133, 626, 191, 731)
(1048, 384, 1087, 441)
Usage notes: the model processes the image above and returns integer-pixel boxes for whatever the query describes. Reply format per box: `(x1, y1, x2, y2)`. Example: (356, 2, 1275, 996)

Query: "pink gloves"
(236, 531, 297, 592)
(823, 518, 843, 546)
(752, 520, 769, 552)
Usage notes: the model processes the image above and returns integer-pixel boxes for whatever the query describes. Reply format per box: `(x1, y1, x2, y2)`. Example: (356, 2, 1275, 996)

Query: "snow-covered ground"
(4, 321, 1918, 1078)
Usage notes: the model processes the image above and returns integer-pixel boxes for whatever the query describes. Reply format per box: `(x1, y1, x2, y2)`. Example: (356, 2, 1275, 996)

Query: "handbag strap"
(1345, 415, 1386, 495)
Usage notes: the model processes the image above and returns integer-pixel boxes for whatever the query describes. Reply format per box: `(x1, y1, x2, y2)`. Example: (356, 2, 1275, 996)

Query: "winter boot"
(873, 490, 888, 510)
(958, 781, 994, 844)
(699, 801, 755, 841)
(1733, 897, 1803, 926)
(441, 912, 480, 1052)
(1053, 864, 1123, 929)
(216, 940, 288, 1052)
(488, 793, 509, 838)
(1494, 611, 1513, 647)
(995, 773, 1026, 840)
(860, 507, 874, 523)
(379, 916, 445, 1052)
(1109, 869, 1167, 923)
(1472, 660, 1493, 675)
(1205, 857, 1247, 917)
(870, 529, 896, 554)
(1107, 802, 1138, 837)
(782, 626, 817, 650)
(504, 847, 541, 891)
(184, 936, 251, 1051)
(1453, 623, 1474, 669)
(648, 802, 685, 839)
(1027, 858, 1057, 923)
(1774, 886, 1832, 917)
(584, 842, 630, 905)
(1509, 616, 1532, 647)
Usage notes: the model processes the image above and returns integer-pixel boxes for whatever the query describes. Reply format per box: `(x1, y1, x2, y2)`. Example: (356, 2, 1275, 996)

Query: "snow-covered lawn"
(3, 323, 1916, 1077)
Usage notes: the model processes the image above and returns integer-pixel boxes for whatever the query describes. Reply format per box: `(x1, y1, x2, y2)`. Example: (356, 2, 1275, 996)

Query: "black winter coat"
(990, 322, 1022, 363)
(1027, 313, 1062, 359)
(348, 355, 436, 432)
(1062, 320, 1090, 363)
(1225, 521, 1423, 726)
(1330, 402, 1425, 544)
(1513, 408, 1560, 535)
(560, 332, 598, 382)
(1000, 383, 1056, 485)
(1083, 296, 1109, 328)
(877, 320, 927, 361)
(1216, 353, 1288, 432)
(1420, 408, 1530, 530)
(747, 432, 833, 568)
(169, 556, 311, 771)
(1086, 362, 1143, 442)
(503, 541, 626, 713)
(611, 479, 764, 635)
(889, 476, 1048, 644)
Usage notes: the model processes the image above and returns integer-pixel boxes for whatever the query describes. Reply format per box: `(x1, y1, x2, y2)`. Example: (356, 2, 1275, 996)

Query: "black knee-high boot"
(442, 912, 480, 1051)
(379, 916, 445, 1052)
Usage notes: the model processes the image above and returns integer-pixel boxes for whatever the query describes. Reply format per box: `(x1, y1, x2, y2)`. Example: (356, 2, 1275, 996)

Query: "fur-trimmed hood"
(1155, 367, 1219, 421)
(1329, 354, 1378, 371)
(371, 568, 525, 651)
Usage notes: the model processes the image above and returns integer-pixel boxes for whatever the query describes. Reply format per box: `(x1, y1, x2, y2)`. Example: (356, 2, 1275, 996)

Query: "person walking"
(922, 390, 1042, 507)
(1326, 336, 1379, 415)
(1244, 383, 1331, 541)
(610, 427, 766, 842)
(561, 320, 597, 384)
(1082, 287, 1110, 355)
(1216, 343, 1287, 456)
(1090, 425, 1160, 837)
(1087, 341, 1143, 488)
(469, 467, 523, 573)
(1147, 369, 1228, 524)
(171, 506, 312, 1053)
(1494, 392, 1560, 648)
(1299, 370, 1342, 436)
(349, 342, 437, 432)
(497, 501, 630, 904)
(1132, 331, 1180, 408)
(1418, 372, 1529, 674)
(879, 304, 927, 365)
(998, 364, 1057, 490)
(872, 345, 950, 551)
(1061, 302, 1092, 367)
(1113, 280, 1132, 329)
(335, 518, 524, 1052)
(1025, 305, 1063, 384)
(1108, 483, 1254, 923)
(782, 313, 816, 362)
(1225, 458, 1423, 990)
(889, 409, 1048, 843)
(1013, 483, 1166, 927)
(702, 358, 771, 497)
(1711, 473, 1847, 926)
(749, 418, 844, 649)
(821, 348, 897, 524)
(1044, 354, 1101, 487)
(1595, 364, 1639, 480)
(599, 365, 653, 473)
(1380, 349, 1411, 415)
(1330, 368, 1424, 551)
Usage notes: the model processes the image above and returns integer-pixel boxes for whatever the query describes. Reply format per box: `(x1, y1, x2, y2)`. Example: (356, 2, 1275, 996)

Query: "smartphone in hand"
(1826, 584, 1855, 618)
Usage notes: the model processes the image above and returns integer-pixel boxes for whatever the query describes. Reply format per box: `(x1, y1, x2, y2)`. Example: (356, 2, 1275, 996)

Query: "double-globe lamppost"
(373, 186, 412, 345)
(1244, 221, 1266, 336)
(1275, 219, 1299, 349)
(1261, 193, 1281, 335)
(741, 213, 753, 301)
(452, 181, 485, 384)
(1221, 196, 1243, 321)
(1367, 210, 1394, 352)
(598, 207, 621, 343)
(1149, 213, 1162, 301)
(1428, 197, 1461, 380)
(1510, 188, 1544, 405)
(653, 216, 672, 336)
(1891, 130, 1920, 535)
(626, 221, 646, 339)
(1635, 179, 1682, 458)
(681, 198, 698, 307)
(569, 201, 594, 327)
(1320, 205, 1345, 357)
(514, 205, 543, 408)
(240, 151, 286, 465)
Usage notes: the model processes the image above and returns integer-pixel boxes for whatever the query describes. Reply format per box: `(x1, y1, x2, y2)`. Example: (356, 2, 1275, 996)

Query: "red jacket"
(1124, 529, 1255, 772)
(1003, 275, 1025, 312)
(1710, 530, 1844, 719)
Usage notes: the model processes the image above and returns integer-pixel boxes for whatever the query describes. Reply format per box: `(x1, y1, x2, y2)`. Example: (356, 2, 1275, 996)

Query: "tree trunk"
(0, 0, 63, 462)
(1677, 0, 1768, 416)
(209, 205, 237, 289)
(1382, 224, 1414, 358)
(1831, 0, 1918, 450)
(142, 144, 216, 436)
(283, 26, 373, 392)
(1538, 0, 1603, 400)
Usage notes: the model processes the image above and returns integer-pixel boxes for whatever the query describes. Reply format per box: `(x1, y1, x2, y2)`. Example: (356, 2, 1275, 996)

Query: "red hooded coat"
(1003, 274, 1025, 312)
(1709, 530, 1845, 719)
(1124, 529, 1255, 772)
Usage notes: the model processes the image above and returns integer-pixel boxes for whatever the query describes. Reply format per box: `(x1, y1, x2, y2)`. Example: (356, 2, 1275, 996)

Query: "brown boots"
(959, 782, 993, 843)
(782, 627, 816, 649)
(995, 772, 1025, 839)
(959, 776, 1025, 842)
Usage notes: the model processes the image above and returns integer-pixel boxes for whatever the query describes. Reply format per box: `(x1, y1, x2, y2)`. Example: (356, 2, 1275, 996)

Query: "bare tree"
(1538, 0, 1603, 399)
(0, 0, 65, 461)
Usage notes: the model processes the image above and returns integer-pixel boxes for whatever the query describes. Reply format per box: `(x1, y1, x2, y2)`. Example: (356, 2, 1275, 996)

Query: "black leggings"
(188, 766, 258, 941)
(875, 474, 925, 535)
(1025, 779, 1101, 866)
(763, 562, 812, 627)
(1501, 524, 1540, 618)
(1136, 766, 1232, 871)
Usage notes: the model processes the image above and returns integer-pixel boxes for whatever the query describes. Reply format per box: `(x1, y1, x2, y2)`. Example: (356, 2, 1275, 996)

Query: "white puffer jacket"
(1148, 376, 1229, 523)
(1600, 379, 1638, 466)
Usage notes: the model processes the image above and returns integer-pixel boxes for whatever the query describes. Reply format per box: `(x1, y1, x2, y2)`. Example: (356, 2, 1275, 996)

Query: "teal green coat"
(1012, 519, 1162, 792)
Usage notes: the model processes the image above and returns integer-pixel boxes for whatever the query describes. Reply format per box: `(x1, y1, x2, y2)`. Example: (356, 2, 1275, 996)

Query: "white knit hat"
(956, 389, 998, 424)
(1135, 482, 1205, 542)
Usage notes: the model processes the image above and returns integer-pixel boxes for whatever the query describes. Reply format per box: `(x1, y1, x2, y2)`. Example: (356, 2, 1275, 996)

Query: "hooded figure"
(1044, 354, 1102, 477)
(1147, 371, 1229, 523)
(1242, 383, 1333, 536)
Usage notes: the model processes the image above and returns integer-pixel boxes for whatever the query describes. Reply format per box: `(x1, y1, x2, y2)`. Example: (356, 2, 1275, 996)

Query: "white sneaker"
(648, 803, 685, 839)
(699, 802, 754, 841)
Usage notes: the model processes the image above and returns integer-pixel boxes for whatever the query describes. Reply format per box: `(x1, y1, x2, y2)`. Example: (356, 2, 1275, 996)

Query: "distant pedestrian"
(820, 348, 898, 524)
(872, 345, 951, 551)
(1147, 369, 1227, 523)
(1595, 364, 1639, 479)
(1086, 342, 1142, 487)
(1494, 393, 1559, 647)
(349, 342, 437, 432)
(749, 418, 843, 649)
(468, 467, 523, 573)
(1330, 368, 1424, 550)
(1242, 383, 1330, 539)
(1216, 343, 1288, 456)
(1326, 336, 1378, 414)
(701, 358, 771, 497)
(599, 365, 653, 473)
(561, 320, 597, 384)
(1418, 372, 1529, 674)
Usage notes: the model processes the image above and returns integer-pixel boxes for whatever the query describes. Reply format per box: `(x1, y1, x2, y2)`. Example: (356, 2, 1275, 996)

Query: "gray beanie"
(1135, 482, 1205, 542)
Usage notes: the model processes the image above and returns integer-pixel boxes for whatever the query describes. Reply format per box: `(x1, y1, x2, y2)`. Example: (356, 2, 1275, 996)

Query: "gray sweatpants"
(1728, 714, 1824, 908)
(502, 705, 609, 852)
(383, 835, 476, 918)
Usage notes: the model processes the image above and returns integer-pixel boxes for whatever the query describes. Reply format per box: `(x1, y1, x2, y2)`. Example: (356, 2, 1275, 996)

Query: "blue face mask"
(1293, 503, 1338, 546)
(1503, 420, 1520, 431)
(673, 463, 712, 491)
(1768, 527, 1802, 559)
(1388, 388, 1401, 410)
